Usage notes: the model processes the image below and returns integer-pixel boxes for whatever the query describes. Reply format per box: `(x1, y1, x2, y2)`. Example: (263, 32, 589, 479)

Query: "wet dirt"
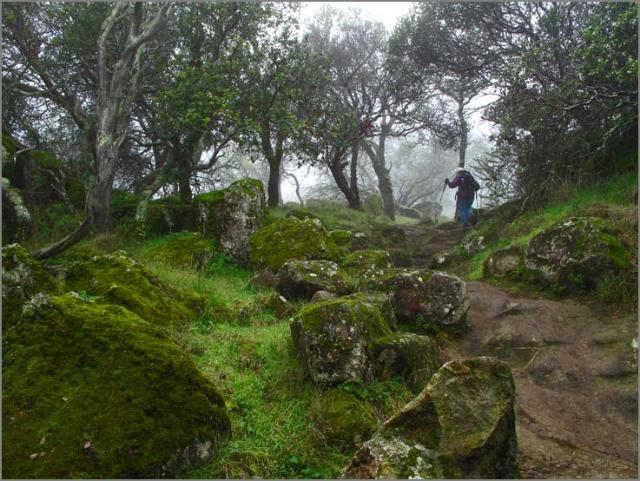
(401, 222, 638, 479)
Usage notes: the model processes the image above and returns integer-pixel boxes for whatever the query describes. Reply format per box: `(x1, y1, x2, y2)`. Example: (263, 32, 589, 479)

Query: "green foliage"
(142, 232, 216, 268)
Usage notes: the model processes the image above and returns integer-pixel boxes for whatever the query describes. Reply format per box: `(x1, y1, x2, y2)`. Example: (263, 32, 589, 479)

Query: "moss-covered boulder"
(195, 178, 266, 263)
(62, 251, 204, 329)
(2, 244, 58, 329)
(2, 179, 32, 243)
(290, 292, 395, 385)
(250, 217, 343, 271)
(310, 388, 377, 452)
(276, 259, 353, 300)
(142, 232, 217, 269)
(342, 250, 392, 273)
(2, 293, 230, 478)
(484, 246, 523, 278)
(363, 269, 470, 329)
(413, 200, 443, 222)
(286, 207, 321, 222)
(523, 217, 631, 292)
(342, 357, 517, 479)
(373, 333, 440, 389)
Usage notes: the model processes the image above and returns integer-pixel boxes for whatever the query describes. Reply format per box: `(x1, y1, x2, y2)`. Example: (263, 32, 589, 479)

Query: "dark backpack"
(459, 170, 481, 193)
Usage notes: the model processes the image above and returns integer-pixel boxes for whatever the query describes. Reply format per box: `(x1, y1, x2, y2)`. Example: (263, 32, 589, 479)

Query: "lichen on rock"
(276, 259, 353, 300)
(2, 244, 59, 329)
(2, 293, 230, 478)
(523, 217, 631, 292)
(195, 178, 266, 263)
(250, 217, 344, 271)
(362, 268, 470, 329)
(290, 292, 395, 385)
(484, 246, 523, 278)
(342, 357, 517, 479)
(342, 250, 392, 274)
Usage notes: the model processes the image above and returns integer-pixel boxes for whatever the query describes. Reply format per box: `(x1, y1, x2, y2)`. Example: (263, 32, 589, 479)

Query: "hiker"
(444, 167, 481, 227)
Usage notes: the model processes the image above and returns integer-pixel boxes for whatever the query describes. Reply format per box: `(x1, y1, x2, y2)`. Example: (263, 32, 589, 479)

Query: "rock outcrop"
(290, 292, 395, 385)
(363, 269, 470, 329)
(373, 333, 440, 388)
(2, 293, 230, 478)
(195, 178, 266, 263)
(250, 217, 344, 271)
(342, 357, 517, 479)
(523, 217, 630, 291)
(276, 259, 352, 300)
(141, 231, 216, 269)
(484, 246, 523, 278)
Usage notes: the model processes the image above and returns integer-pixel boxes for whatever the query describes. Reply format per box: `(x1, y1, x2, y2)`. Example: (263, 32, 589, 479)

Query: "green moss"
(2, 244, 59, 329)
(2, 293, 230, 478)
(62, 251, 204, 329)
(249, 218, 343, 271)
(310, 389, 377, 451)
(142, 232, 217, 268)
(328, 229, 352, 250)
(287, 208, 321, 222)
(342, 250, 392, 272)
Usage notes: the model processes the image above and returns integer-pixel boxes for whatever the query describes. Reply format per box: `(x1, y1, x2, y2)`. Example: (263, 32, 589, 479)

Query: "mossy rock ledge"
(194, 178, 266, 263)
(142, 231, 217, 269)
(2, 293, 230, 478)
(362, 269, 470, 329)
(290, 292, 396, 385)
(523, 216, 632, 291)
(342, 357, 517, 479)
(2, 243, 59, 330)
(341, 249, 392, 275)
(276, 259, 353, 300)
(62, 250, 204, 329)
(249, 217, 344, 271)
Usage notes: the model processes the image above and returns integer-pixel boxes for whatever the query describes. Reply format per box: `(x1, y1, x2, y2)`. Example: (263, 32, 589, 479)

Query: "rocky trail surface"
(399, 222, 638, 479)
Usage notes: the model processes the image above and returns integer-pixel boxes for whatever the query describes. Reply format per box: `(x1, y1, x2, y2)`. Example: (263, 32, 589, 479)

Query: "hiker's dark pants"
(457, 196, 474, 226)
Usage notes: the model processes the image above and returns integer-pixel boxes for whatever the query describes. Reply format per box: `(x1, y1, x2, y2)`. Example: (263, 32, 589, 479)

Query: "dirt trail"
(400, 223, 638, 479)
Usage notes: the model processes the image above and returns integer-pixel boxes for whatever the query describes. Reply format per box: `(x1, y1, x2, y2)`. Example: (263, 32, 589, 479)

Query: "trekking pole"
(439, 181, 446, 202)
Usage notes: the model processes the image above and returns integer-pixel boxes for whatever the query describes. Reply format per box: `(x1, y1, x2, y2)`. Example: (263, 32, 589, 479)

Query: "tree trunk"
(267, 158, 281, 208)
(457, 97, 467, 168)
(363, 133, 395, 220)
(328, 148, 360, 209)
(349, 141, 361, 209)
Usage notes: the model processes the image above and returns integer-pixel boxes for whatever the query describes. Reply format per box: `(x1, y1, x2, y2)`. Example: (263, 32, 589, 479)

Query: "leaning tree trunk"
(328, 148, 360, 210)
(349, 140, 361, 210)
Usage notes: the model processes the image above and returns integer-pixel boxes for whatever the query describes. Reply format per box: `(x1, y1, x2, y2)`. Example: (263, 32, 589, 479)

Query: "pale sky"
(300, 2, 414, 30)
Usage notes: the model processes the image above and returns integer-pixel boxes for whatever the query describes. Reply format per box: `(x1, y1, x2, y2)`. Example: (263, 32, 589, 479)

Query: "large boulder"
(484, 246, 523, 278)
(276, 259, 353, 300)
(372, 333, 440, 389)
(342, 250, 392, 273)
(141, 231, 217, 269)
(310, 388, 377, 452)
(195, 178, 266, 263)
(397, 205, 422, 220)
(249, 217, 343, 271)
(290, 292, 395, 385)
(523, 217, 631, 291)
(2, 244, 58, 329)
(2, 293, 230, 478)
(62, 251, 204, 329)
(342, 357, 517, 479)
(363, 269, 470, 329)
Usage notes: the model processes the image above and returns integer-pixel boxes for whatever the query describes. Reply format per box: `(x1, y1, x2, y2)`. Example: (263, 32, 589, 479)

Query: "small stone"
(29, 453, 39, 460)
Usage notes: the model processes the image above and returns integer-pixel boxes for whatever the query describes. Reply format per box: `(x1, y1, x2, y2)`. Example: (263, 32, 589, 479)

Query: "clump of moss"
(286, 208, 321, 222)
(310, 388, 377, 451)
(62, 250, 204, 329)
(249, 217, 343, 271)
(2, 244, 59, 329)
(142, 232, 217, 269)
(2, 293, 230, 478)
(329, 229, 352, 250)
(276, 259, 353, 300)
(342, 249, 392, 273)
